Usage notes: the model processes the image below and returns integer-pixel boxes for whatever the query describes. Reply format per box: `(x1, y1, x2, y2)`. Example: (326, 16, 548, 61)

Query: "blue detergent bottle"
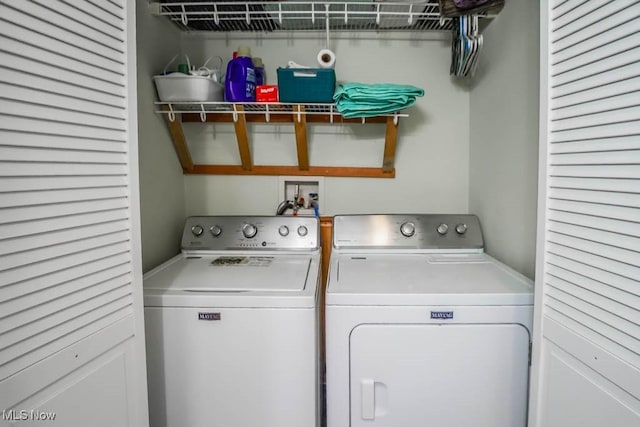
(225, 45, 256, 102)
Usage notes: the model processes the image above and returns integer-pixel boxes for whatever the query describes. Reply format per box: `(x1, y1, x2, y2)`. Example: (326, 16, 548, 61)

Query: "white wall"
(180, 34, 470, 216)
(136, 5, 540, 279)
(468, 0, 540, 279)
(136, 0, 186, 272)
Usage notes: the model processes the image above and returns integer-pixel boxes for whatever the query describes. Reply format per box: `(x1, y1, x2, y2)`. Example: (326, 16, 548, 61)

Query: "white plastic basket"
(153, 73, 224, 102)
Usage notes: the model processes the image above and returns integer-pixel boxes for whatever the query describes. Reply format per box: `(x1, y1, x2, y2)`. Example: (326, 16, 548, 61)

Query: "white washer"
(144, 216, 321, 427)
(325, 214, 533, 427)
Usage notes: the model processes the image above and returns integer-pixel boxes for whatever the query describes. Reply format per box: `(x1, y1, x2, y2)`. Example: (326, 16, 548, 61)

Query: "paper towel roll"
(317, 49, 336, 69)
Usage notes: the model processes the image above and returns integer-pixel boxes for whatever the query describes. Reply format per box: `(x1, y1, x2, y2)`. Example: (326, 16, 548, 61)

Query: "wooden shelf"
(158, 102, 404, 178)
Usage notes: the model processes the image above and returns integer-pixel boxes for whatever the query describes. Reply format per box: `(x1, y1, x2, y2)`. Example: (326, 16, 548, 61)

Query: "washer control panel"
(182, 216, 319, 251)
(333, 214, 483, 250)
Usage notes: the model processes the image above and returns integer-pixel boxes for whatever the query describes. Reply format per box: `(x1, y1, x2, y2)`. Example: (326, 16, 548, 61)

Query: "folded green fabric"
(334, 82, 425, 100)
(333, 82, 425, 118)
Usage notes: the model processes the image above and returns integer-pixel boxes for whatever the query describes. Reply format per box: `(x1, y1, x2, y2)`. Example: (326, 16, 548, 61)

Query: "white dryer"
(144, 216, 321, 427)
(325, 214, 533, 427)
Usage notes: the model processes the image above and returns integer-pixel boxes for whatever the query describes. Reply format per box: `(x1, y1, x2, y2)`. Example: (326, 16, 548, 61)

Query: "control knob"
(278, 225, 290, 236)
(191, 225, 204, 237)
(242, 223, 258, 239)
(210, 225, 222, 237)
(400, 222, 416, 237)
(436, 223, 449, 235)
(297, 225, 308, 237)
(455, 223, 468, 235)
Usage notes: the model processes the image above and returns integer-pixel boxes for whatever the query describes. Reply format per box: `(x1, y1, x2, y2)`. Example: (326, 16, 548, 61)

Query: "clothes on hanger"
(450, 15, 483, 78)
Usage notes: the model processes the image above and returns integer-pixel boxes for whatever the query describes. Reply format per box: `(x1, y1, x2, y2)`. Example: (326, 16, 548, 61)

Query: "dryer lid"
(327, 253, 533, 306)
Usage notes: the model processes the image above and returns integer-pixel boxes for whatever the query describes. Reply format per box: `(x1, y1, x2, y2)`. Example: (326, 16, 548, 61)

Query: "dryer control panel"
(182, 216, 319, 251)
(333, 214, 484, 251)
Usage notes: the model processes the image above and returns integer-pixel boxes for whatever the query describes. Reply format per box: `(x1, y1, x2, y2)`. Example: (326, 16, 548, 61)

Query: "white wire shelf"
(152, 1, 491, 32)
(155, 101, 409, 123)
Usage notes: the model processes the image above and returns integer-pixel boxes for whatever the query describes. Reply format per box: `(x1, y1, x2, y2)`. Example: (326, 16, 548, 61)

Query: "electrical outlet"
(277, 176, 324, 217)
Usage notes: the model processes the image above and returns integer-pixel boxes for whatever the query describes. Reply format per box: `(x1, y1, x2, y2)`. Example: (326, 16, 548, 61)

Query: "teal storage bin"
(277, 68, 336, 103)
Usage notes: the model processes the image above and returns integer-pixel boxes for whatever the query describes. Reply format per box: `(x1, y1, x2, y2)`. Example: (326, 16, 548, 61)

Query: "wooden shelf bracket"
(293, 105, 310, 171)
(233, 105, 252, 170)
(158, 102, 404, 178)
(161, 104, 194, 172)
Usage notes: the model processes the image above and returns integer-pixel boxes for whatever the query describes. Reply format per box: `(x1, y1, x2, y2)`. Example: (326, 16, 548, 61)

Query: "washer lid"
(327, 253, 533, 306)
(145, 255, 313, 292)
(144, 253, 320, 308)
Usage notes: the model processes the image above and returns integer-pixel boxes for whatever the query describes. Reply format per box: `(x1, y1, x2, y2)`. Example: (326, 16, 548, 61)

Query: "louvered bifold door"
(0, 1, 148, 426)
(530, 1, 640, 426)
